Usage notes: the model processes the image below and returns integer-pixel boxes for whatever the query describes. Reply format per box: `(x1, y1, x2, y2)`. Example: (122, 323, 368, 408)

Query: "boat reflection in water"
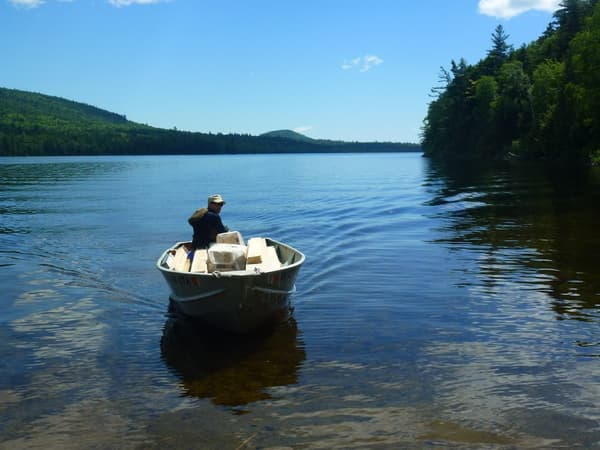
(160, 301, 306, 408)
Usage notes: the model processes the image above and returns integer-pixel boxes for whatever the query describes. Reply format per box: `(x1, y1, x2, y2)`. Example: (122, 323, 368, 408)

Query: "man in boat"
(188, 194, 229, 250)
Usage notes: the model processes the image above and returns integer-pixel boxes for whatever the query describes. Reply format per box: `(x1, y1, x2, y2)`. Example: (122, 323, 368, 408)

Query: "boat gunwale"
(156, 237, 305, 278)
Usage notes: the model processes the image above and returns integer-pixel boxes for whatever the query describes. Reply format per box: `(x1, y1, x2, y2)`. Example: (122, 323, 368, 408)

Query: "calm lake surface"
(1, 153, 599, 449)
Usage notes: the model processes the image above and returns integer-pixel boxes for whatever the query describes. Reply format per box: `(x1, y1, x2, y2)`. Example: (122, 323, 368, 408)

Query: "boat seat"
(246, 243, 281, 272)
(247, 237, 268, 264)
(173, 246, 191, 272)
(263, 246, 281, 271)
(190, 249, 208, 273)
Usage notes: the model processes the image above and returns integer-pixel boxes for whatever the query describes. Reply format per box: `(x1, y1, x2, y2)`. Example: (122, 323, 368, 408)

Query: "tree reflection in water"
(423, 158, 600, 320)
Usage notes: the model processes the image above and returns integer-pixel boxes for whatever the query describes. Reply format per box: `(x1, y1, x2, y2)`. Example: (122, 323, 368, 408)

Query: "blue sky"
(2, 0, 560, 143)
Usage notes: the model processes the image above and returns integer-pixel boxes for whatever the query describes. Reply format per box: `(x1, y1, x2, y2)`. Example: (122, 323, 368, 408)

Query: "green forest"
(0, 88, 418, 156)
(422, 0, 600, 165)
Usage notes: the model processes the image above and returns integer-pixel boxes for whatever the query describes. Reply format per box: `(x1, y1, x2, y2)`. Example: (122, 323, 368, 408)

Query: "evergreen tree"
(565, 0, 600, 162)
(530, 60, 564, 155)
(486, 24, 511, 73)
(553, 0, 595, 56)
(423, 0, 600, 164)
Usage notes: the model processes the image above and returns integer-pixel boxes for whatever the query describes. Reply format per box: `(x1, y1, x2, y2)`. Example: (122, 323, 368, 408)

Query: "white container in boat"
(208, 243, 247, 271)
(216, 231, 245, 246)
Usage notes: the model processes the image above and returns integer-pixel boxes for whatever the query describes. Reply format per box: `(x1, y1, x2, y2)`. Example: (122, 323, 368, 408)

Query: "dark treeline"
(422, 0, 600, 165)
(0, 88, 418, 156)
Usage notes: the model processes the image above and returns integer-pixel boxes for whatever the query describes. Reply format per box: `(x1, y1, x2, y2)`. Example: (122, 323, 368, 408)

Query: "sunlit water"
(1, 153, 599, 449)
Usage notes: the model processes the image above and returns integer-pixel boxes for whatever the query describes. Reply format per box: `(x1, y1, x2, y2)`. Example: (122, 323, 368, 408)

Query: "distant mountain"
(0, 87, 420, 156)
(1, 87, 130, 126)
(260, 129, 316, 142)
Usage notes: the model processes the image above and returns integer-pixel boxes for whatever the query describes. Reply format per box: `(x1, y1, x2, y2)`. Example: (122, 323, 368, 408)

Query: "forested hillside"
(0, 88, 418, 156)
(422, 0, 600, 165)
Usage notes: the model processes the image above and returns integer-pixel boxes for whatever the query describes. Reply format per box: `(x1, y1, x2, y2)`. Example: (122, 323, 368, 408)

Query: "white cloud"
(341, 54, 383, 72)
(293, 126, 313, 134)
(8, 0, 45, 7)
(478, 0, 560, 19)
(342, 57, 361, 70)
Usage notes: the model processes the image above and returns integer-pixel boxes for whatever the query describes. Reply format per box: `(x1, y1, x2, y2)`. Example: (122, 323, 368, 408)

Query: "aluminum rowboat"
(156, 238, 305, 333)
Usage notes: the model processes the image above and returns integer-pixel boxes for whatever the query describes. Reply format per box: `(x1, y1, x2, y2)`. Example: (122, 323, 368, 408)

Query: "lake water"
(1, 153, 599, 449)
